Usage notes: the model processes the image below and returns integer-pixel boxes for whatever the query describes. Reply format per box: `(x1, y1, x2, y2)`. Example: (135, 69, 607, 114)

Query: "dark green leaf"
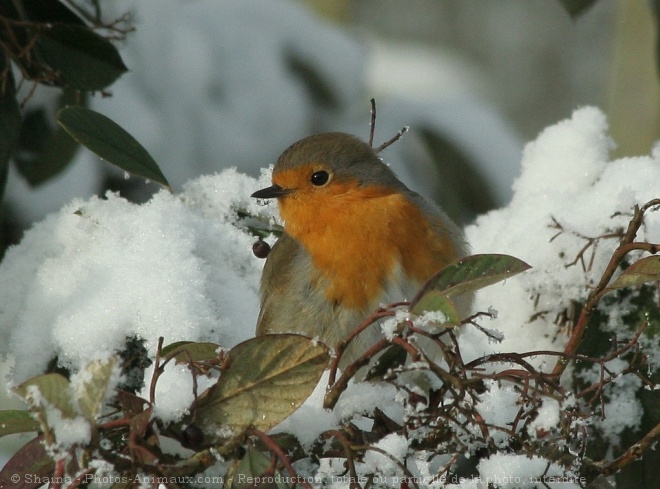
(0, 410, 40, 437)
(194, 334, 328, 438)
(411, 254, 531, 304)
(0, 436, 54, 489)
(38, 24, 127, 90)
(14, 104, 79, 186)
(0, 55, 21, 201)
(558, 0, 599, 18)
(606, 256, 660, 292)
(57, 106, 170, 188)
(365, 344, 407, 381)
(22, 0, 87, 25)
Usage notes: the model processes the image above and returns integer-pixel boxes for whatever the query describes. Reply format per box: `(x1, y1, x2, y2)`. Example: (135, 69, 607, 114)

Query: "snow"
(478, 453, 583, 489)
(474, 380, 520, 448)
(139, 361, 216, 424)
(363, 433, 409, 476)
(2, 102, 660, 484)
(20, 383, 91, 451)
(462, 107, 660, 370)
(0, 168, 275, 382)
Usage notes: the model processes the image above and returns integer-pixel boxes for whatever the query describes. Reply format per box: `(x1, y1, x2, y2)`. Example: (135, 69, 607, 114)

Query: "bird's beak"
(251, 184, 291, 199)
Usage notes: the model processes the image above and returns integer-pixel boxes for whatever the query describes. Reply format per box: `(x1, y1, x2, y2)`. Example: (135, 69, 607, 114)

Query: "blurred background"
(3, 0, 659, 238)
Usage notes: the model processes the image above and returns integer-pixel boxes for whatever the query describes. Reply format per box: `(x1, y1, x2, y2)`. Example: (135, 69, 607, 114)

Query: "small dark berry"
(183, 423, 205, 447)
(252, 239, 271, 258)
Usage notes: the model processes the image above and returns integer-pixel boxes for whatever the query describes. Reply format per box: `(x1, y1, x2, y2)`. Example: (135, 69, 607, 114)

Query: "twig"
(323, 430, 362, 488)
(148, 336, 165, 407)
(329, 307, 398, 385)
(251, 429, 313, 489)
(50, 459, 66, 489)
(598, 421, 660, 476)
(368, 98, 376, 147)
(375, 126, 409, 153)
(551, 199, 660, 380)
(354, 444, 420, 489)
(325, 337, 390, 409)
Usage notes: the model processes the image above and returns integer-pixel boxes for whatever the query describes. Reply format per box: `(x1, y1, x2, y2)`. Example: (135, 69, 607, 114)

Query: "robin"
(251, 132, 469, 369)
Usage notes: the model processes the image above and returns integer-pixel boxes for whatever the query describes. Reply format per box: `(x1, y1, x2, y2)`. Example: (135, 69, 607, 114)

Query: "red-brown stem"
(49, 459, 66, 489)
(325, 338, 390, 409)
(251, 429, 313, 489)
(329, 309, 397, 385)
(551, 199, 660, 380)
(149, 336, 165, 407)
(600, 421, 660, 475)
(323, 430, 362, 488)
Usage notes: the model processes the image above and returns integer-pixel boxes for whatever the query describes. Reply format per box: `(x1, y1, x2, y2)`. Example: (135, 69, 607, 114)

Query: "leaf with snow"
(411, 253, 531, 304)
(409, 289, 459, 325)
(75, 357, 116, 423)
(606, 256, 660, 292)
(14, 373, 77, 422)
(57, 106, 170, 188)
(193, 334, 329, 438)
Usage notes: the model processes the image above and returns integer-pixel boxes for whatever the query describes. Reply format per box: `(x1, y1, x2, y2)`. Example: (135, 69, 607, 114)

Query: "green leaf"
(0, 54, 21, 201)
(162, 341, 221, 364)
(411, 254, 531, 304)
(57, 106, 170, 188)
(0, 436, 54, 489)
(14, 373, 77, 420)
(14, 97, 80, 186)
(75, 357, 116, 422)
(194, 334, 329, 438)
(607, 256, 660, 292)
(365, 344, 407, 381)
(38, 24, 127, 90)
(409, 290, 460, 325)
(234, 445, 289, 489)
(558, 0, 599, 18)
(0, 410, 40, 437)
(13, 374, 79, 443)
(22, 0, 87, 25)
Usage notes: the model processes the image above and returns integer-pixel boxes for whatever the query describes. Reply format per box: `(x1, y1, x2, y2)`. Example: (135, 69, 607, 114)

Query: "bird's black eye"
(310, 170, 330, 186)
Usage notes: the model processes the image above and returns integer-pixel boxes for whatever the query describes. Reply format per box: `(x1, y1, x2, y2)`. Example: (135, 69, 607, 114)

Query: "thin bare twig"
(375, 126, 409, 153)
(368, 98, 376, 147)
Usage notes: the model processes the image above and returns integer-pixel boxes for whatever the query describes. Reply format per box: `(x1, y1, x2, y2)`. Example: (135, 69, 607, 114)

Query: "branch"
(598, 421, 660, 476)
(551, 199, 660, 380)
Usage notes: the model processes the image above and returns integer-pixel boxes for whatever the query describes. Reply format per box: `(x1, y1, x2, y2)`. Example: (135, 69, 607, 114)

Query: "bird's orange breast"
(276, 178, 456, 310)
